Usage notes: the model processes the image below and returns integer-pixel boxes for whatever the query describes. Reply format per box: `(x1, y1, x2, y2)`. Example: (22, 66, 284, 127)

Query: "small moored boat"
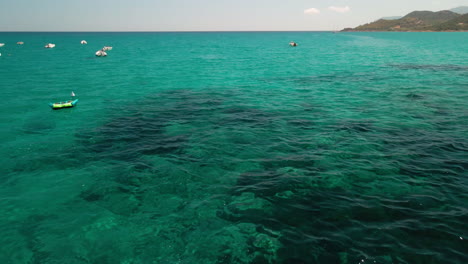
(289, 42, 297, 47)
(49, 99, 79, 110)
(81, 40, 87, 44)
(95, 50, 107, 57)
(102, 46, 112, 51)
(17, 42, 24, 45)
(0, 43, 5, 47)
(45, 43, 56, 48)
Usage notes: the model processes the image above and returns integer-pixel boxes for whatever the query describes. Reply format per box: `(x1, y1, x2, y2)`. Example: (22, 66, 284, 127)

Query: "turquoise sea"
(0, 32, 467, 263)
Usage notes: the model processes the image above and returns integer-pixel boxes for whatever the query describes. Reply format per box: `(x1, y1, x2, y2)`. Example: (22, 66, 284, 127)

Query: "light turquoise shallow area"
(0, 32, 467, 263)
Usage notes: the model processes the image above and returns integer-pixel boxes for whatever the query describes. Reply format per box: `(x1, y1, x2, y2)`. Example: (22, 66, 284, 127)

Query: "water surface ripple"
(0, 32, 467, 264)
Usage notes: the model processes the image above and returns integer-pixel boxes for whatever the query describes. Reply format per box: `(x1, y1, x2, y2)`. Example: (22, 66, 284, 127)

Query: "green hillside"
(429, 13, 468, 31)
(344, 10, 465, 31)
(403, 10, 459, 24)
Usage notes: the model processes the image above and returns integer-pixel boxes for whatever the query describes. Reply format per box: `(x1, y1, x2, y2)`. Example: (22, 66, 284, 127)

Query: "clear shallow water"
(0, 32, 467, 264)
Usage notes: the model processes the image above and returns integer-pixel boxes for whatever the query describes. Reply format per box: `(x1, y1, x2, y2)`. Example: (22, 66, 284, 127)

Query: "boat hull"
(49, 99, 78, 110)
(95, 50, 107, 57)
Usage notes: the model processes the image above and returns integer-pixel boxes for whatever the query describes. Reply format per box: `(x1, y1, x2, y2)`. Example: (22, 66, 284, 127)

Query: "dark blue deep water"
(0, 32, 467, 263)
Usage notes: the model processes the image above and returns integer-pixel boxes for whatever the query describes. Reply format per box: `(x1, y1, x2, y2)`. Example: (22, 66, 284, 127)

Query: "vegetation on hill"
(430, 13, 468, 31)
(403, 10, 459, 24)
(343, 9, 467, 32)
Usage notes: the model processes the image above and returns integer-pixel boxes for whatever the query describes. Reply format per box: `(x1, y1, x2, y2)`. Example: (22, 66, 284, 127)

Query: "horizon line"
(0, 30, 338, 33)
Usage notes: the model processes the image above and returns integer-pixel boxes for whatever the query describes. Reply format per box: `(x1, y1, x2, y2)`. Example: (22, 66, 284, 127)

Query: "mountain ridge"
(450, 6, 468, 14)
(343, 8, 468, 32)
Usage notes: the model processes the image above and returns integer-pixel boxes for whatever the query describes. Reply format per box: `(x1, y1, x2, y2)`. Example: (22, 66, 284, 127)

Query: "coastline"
(341, 30, 468, 32)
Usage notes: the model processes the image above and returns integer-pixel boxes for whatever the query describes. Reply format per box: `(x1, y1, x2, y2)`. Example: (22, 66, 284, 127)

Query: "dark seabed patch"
(405, 92, 424, 100)
(21, 116, 56, 134)
(388, 63, 468, 72)
(4, 86, 467, 264)
(261, 71, 391, 88)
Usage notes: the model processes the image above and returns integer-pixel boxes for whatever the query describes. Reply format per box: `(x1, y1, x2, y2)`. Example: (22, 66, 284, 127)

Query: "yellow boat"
(49, 99, 78, 110)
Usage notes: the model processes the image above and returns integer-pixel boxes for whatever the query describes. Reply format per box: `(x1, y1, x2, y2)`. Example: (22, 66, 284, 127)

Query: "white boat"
(102, 46, 112, 51)
(289, 42, 298, 47)
(81, 40, 87, 44)
(17, 42, 24, 45)
(45, 43, 56, 48)
(95, 50, 107, 57)
(0, 43, 4, 47)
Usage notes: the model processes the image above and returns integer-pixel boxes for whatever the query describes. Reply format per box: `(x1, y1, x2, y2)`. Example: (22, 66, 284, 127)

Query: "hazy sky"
(1, 0, 467, 31)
